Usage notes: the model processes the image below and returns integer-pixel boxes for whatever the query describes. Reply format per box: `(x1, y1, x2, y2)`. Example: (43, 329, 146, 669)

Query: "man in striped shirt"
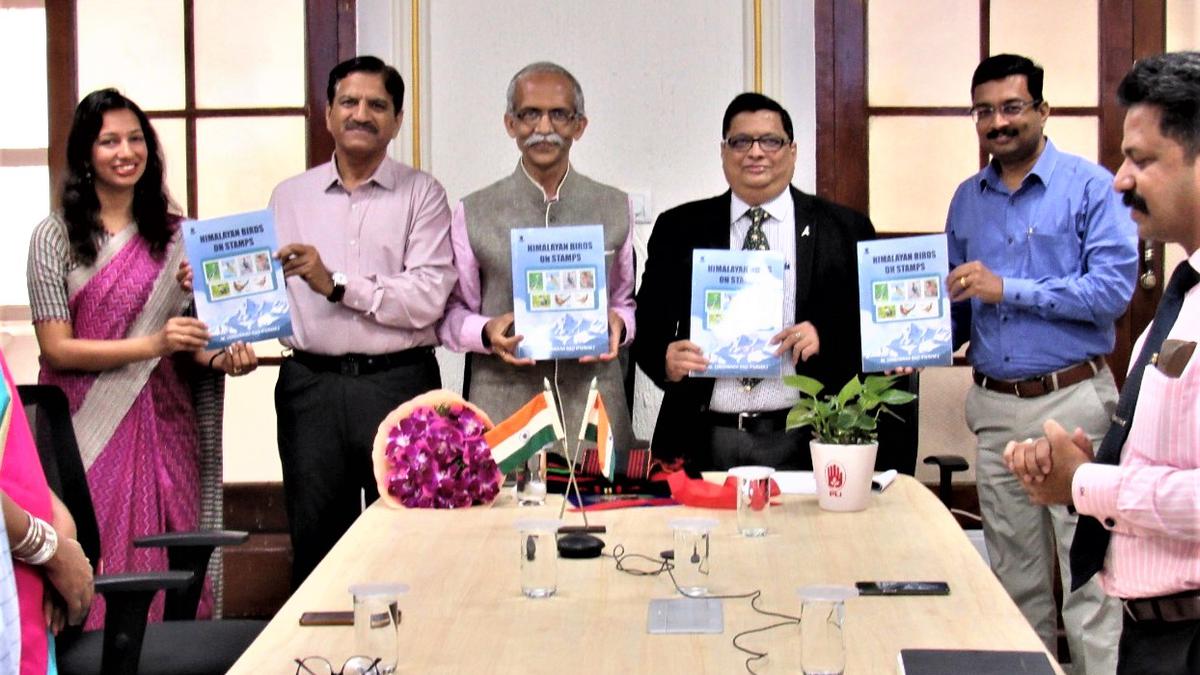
(1007, 52, 1200, 675)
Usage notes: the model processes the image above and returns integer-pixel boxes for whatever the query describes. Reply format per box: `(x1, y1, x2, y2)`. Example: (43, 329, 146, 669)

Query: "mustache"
(1122, 189, 1150, 215)
(345, 120, 378, 134)
(986, 127, 1019, 140)
(523, 132, 565, 148)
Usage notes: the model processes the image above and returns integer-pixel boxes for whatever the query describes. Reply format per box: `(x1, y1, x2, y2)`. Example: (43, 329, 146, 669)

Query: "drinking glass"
(728, 465, 774, 536)
(669, 517, 718, 596)
(348, 583, 407, 674)
(514, 518, 561, 598)
(797, 585, 856, 675)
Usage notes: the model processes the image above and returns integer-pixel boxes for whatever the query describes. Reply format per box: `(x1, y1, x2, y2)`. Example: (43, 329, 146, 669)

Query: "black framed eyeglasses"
(512, 107, 577, 126)
(294, 656, 382, 675)
(723, 134, 790, 153)
(970, 99, 1042, 124)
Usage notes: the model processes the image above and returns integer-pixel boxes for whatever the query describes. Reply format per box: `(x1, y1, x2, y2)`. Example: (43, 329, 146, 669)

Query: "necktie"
(740, 207, 769, 391)
(1068, 262, 1199, 590)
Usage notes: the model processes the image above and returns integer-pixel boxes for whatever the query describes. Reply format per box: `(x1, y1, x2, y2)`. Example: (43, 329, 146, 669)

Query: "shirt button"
(1104, 517, 1116, 528)
(349, 239, 357, 246)
(1007, 236, 1014, 244)
(1002, 316, 1008, 322)
(1004, 356, 1011, 362)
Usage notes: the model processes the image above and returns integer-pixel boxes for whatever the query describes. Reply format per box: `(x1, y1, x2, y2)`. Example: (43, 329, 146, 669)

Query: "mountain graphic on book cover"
(213, 298, 291, 338)
(550, 313, 606, 346)
(882, 323, 952, 356)
(709, 334, 773, 365)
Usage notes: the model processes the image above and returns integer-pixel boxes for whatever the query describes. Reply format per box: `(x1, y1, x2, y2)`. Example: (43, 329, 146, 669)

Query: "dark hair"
(60, 88, 176, 266)
(971, 54, 1044, 101)
(722, 92, 794, 142)
(1118, 51, 1200, 157)
(326, 56, 405, 113)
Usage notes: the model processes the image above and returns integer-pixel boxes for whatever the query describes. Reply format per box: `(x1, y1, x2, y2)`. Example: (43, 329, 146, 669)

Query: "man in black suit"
(634, 92, 875, 471)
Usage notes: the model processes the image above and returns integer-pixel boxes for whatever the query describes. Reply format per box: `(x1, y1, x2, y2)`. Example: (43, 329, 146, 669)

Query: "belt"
(704, 408, 791, 434)
(1124, 589, 1200, 622)
(973, 356, 1105, 398)
(290, 347, 434, 376)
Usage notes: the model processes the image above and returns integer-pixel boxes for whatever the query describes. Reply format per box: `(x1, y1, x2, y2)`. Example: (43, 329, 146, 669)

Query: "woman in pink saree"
(26, 89, 257, 630)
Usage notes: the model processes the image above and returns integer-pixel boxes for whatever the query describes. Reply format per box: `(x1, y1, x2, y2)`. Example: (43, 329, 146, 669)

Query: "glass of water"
(728, 465, 774, 536)
(514, 451, 548, 506)
(797, 585, 857, 675)
(348, 582, 407, 674)
(669, 517, 718, 596)
(514, 518, 561, 598)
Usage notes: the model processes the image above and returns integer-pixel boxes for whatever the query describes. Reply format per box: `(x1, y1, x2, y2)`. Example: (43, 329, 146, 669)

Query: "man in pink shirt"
(438, 62, 637, 459)
(271, 56, 456, 587)
(1006, 52, 1200, 674)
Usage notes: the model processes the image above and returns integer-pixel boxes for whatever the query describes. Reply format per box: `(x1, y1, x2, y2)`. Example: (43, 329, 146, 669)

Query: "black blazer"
(633, 186, 876, 462)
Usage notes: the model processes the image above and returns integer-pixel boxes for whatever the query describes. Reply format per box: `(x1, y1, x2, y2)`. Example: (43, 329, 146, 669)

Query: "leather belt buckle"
(341, 358, 360, 376)
(737, 411, 753, 432)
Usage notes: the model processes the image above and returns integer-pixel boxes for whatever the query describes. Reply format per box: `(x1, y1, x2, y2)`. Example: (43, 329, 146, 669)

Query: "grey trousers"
(966, 369, 1124, 675)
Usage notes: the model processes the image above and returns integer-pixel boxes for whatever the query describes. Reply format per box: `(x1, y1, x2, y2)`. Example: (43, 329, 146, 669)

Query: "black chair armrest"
(133, 529, 249, 548)
(91, 570, 195, 675)
(94, 570, 195, 595)
(133, 530, 248, 620)
(923, 455, 970, 507)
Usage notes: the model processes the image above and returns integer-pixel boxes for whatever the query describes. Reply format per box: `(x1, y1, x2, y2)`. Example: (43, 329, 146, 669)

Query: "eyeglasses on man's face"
(970, 99, 1042, 124)
(512, 107, 577, 127)
(723, 134, 790, 153)
(294, 656, 382, 675)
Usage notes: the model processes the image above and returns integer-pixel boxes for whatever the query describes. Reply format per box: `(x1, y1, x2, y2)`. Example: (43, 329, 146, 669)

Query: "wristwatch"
(327, 271, 347, 303)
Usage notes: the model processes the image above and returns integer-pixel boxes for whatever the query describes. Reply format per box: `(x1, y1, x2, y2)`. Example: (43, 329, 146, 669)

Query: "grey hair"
(505, 62, 585, 116)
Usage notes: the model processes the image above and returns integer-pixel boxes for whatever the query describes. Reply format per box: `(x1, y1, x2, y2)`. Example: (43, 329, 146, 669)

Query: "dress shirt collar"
(979, 137, 1060, 194)
(517, 159, 571, 203)
(729, 186, 792, 226)
(323, 153, 398, 193)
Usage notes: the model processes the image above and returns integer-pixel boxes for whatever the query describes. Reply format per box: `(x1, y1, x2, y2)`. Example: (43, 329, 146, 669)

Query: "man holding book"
(438, 62, 636, 458)
(945, 53, 1136, 672)
(633, 93, 875, 471)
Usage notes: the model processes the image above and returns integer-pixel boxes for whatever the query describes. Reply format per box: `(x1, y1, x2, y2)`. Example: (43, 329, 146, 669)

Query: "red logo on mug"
(826, 462, 845, 489)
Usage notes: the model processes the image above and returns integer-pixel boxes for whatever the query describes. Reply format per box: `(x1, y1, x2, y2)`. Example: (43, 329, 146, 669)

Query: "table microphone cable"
(605, 545, 801, 674)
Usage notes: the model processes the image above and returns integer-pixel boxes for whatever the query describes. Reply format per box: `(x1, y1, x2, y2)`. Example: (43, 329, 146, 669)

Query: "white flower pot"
(809, 441, 878, 512)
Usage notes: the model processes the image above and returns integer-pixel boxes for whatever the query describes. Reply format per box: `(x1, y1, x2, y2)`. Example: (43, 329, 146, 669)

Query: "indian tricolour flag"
(578, 378, 615, 479)
(485, 388, 565, 474)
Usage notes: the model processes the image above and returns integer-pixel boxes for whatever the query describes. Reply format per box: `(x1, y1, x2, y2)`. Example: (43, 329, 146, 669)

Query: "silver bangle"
(12, 514, 58, 566)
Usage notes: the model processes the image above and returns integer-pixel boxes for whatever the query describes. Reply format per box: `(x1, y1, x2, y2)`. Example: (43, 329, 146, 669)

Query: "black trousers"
(275, 353, 440, 588)
(701, 426, 814, 471)
(1118, 612, 1200, 675)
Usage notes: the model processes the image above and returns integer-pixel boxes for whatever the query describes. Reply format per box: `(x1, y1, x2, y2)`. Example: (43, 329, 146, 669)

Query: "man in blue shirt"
(946, 54, 1137, 673)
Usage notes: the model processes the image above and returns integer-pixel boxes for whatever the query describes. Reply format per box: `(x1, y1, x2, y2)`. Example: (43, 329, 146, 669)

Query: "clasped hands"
(664, 321, 819, 382)
(1004, 419, 1096, 506)
(485, 310, 625, 366)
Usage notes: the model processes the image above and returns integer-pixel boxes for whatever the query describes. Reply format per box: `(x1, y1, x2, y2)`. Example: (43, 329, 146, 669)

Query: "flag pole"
(551, 377, 605, 559)
(552, 379, 590, 528)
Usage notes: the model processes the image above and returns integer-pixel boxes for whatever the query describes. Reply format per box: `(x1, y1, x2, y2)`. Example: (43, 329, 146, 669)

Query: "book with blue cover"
(182, 209, 292, 349)
(857, 234, 952, 372)
(510, 224, 608, 360)
(689, 249, 785, 379)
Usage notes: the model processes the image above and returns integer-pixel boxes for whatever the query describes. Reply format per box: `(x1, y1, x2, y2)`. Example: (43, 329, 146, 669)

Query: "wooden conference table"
(230, 476, 1061, 673)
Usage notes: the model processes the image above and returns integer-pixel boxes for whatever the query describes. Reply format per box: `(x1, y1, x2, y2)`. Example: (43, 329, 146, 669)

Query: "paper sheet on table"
(772, 469, 899, 494)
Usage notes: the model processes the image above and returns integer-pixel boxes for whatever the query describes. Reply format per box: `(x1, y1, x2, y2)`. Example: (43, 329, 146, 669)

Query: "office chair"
(19, 384, 263, 675)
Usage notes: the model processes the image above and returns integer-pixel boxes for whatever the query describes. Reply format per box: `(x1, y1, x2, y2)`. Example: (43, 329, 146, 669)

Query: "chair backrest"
(17, 384, 102, 566)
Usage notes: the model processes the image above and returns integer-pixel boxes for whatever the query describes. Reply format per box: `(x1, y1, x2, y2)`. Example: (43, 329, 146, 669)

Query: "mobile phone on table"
(299, 610, 354, 626)
(855, 581, 950, 596)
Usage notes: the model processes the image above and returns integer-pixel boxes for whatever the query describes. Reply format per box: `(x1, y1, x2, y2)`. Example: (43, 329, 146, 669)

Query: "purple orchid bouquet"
(373, 391, 502, 509)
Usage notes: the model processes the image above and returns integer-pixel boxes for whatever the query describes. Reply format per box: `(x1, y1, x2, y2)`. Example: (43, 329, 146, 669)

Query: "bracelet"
(11, 513, 59, 566)
(207, 351, 223, 370)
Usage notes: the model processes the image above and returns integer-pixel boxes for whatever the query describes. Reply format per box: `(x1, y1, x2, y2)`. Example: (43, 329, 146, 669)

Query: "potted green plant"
(784, 374, 916, 511)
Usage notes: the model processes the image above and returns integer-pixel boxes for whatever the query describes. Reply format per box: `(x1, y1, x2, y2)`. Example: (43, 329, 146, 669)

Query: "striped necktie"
(740, 207, 769, 391)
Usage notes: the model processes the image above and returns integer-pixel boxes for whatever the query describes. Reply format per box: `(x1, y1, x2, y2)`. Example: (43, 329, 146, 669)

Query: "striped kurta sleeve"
(26, 214, 74, 323)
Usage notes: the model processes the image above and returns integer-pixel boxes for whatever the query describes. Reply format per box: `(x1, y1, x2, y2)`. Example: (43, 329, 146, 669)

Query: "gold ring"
(960, 276, 968, 289)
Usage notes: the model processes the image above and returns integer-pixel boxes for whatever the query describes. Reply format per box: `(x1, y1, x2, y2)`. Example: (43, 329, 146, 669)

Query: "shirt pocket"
(1126, 356, 1200, 466)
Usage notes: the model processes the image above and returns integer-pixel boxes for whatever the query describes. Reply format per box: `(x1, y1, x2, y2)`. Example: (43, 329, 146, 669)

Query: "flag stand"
(554, 381, 605, 559)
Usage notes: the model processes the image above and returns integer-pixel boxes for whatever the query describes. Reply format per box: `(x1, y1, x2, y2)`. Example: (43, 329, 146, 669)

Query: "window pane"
(869, 116, 979, 233)
(1046, 116, 1098, 165)
(0, 7, 47, 148)
(868, 0, 979, 106)
(1167, 0, 1200, 51)
(76, 0, 185, 110)
(194, 0, 305, 108)
(0, 165, 50, 305)
(990, 0, 1098, 107)
(195, 116, 305, 218)
(150, 117, 187, 214)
